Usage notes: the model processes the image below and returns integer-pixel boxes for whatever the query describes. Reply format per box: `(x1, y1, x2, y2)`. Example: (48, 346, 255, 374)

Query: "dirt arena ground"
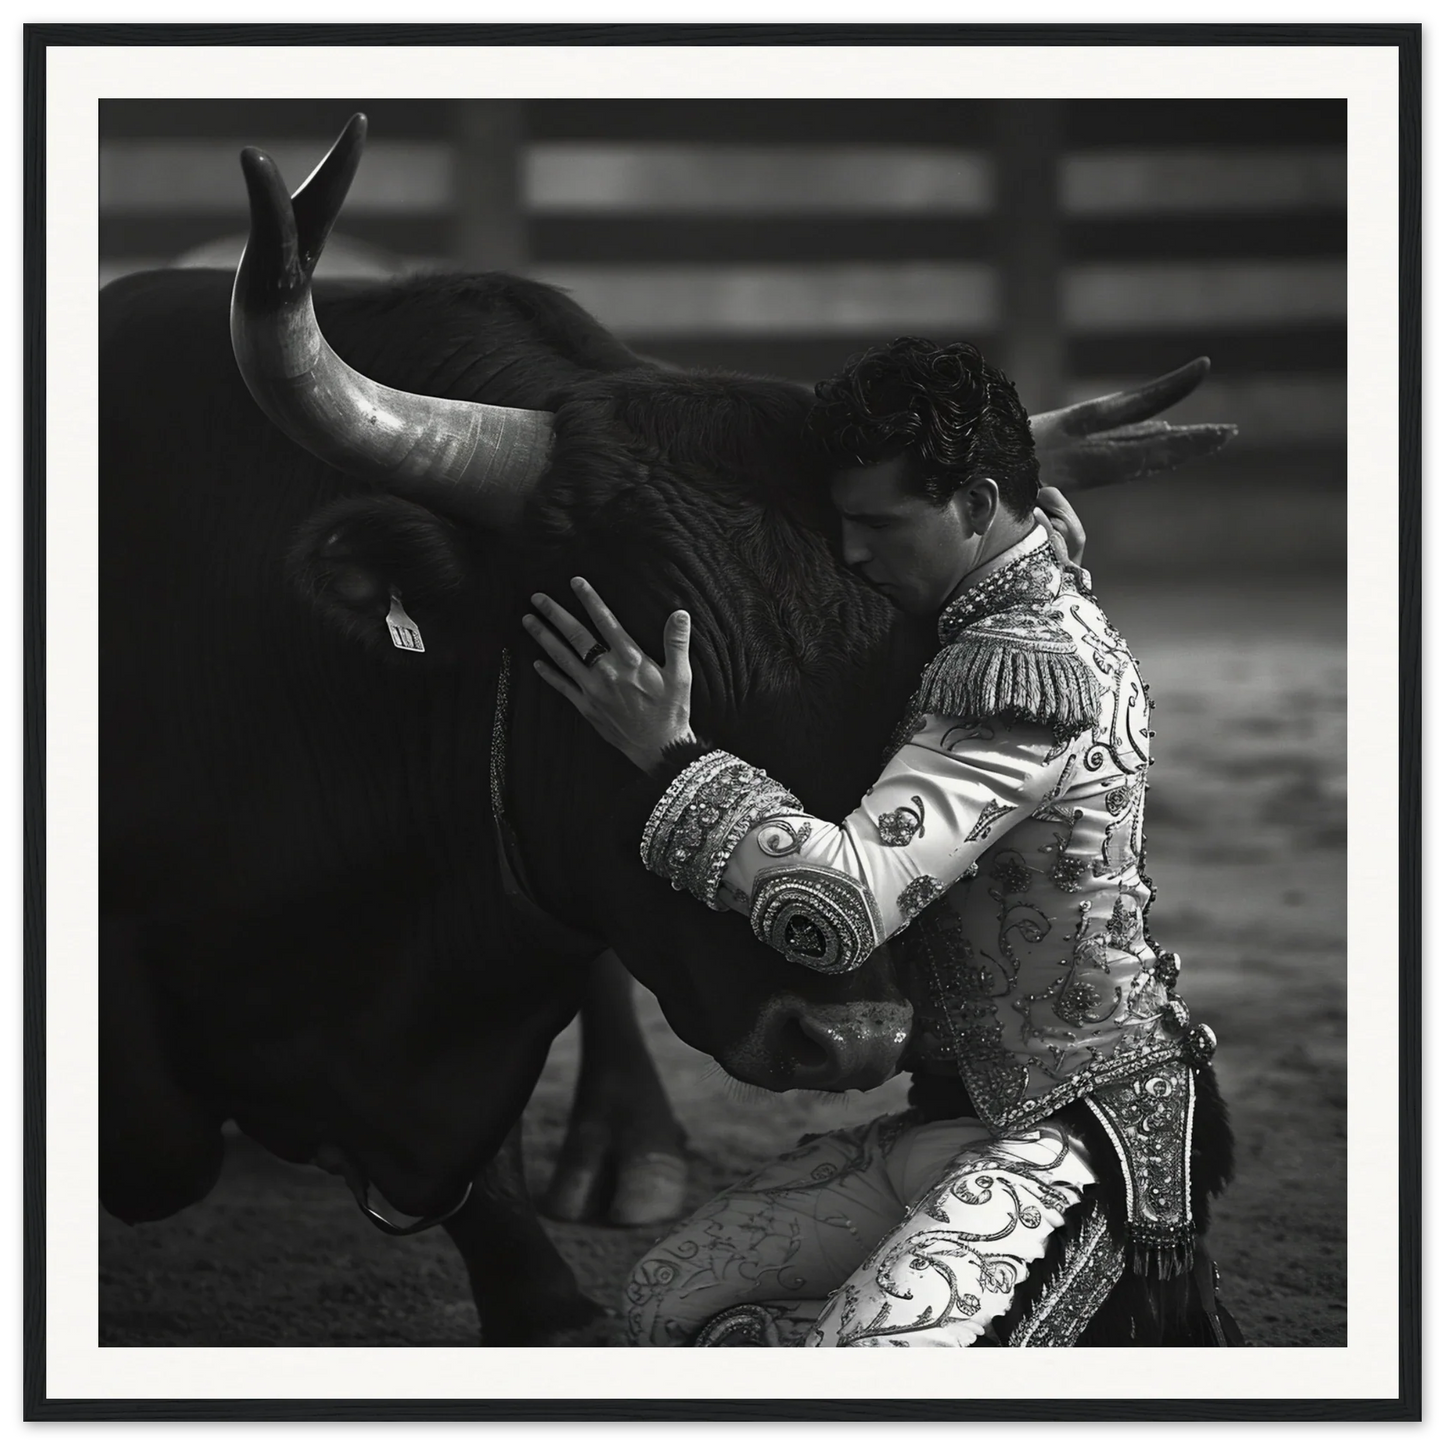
(99, 577, 1347, 1349)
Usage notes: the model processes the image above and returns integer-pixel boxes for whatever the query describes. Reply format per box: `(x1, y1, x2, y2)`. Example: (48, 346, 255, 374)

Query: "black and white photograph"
(93, 90, 1347, 1350)
(24, 23, 1417, 1422)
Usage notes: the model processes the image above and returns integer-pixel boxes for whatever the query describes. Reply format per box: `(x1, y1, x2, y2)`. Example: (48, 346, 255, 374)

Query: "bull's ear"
(286, 496, 481, 658)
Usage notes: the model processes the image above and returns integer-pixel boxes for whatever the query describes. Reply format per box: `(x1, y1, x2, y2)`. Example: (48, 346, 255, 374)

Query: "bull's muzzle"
(724, 994, 912, 1093)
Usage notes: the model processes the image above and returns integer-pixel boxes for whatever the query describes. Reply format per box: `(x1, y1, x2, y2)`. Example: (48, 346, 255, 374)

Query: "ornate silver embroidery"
(757, 818, 812, 858)
(989, 852, 1034, 897)
(692, 1303, 783, 1348)
(1054, 975, 1120, 1028)
(818, 1131, 1087, 1348)
(882, 710, 930, 762)
(958, 1034, 1193, 1136)
(1185, 1022, 1217, 1066)
(1086, 1060, 1197, 1263)
(1007, 1202, 1126, 1347)
(640, 750, 801, 908)
(1096, 781, 1142, 878)
(876, 796, 926, 847)
(1107, 896, 1141, 949)
(750, 863, 884, 974)
(936, 536, 1059, 642)
(1153, 949, 1181, 987)
(897, 874, 944, 921)
(965, 799, 1012, 843)
(1051, 855, 1087, 891)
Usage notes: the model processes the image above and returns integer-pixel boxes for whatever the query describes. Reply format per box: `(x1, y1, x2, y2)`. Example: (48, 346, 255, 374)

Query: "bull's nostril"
(779, 1017, 830, 1071)
(731, 996, 906, 1093)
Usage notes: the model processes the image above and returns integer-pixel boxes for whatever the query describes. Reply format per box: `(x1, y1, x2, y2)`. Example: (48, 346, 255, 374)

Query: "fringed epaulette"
(920, 607, 1101, 741)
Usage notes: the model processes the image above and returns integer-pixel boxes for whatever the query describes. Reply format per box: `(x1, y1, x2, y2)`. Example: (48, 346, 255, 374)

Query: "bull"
(99, 115, 1232, 1344)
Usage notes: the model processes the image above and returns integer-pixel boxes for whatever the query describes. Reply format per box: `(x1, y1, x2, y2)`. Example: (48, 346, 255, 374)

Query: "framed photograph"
(23, 20, 1420, 1423)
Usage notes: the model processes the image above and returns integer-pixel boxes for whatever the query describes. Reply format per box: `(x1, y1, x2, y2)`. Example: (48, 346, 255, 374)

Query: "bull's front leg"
(540, 951, 690, 1227)
(443, 1120, 605, 1345)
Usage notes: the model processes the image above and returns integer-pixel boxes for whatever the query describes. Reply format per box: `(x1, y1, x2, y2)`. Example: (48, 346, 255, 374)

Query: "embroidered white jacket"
(642, 527, 1212, 1135)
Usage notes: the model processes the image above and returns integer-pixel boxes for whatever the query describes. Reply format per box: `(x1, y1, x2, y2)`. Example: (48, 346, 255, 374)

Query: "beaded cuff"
(647, 734, 717, 785)
(750, 862, 885, 974)
(640, 750, 801, 909)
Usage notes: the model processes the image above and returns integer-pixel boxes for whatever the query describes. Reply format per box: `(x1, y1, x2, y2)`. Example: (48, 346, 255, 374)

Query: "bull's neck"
(500, 645, 634, 938)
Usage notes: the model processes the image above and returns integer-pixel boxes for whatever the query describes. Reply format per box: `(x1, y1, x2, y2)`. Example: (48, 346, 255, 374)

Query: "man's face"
(828, 454, 981, 617)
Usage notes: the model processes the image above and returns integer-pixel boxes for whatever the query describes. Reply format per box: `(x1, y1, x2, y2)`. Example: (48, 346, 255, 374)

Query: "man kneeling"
(525, 338, 1238, 1348)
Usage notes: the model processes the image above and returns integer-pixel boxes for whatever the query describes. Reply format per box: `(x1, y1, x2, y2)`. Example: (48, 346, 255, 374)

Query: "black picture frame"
(23, 20, 1421, 1423)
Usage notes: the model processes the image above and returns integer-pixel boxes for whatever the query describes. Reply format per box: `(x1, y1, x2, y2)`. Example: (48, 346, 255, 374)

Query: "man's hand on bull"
(1035, 486, 1086, 567)
(524, 578, 698, 774)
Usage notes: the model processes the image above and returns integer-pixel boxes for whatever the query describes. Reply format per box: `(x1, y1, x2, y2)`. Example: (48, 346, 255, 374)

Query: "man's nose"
(840, 529, 871, 568)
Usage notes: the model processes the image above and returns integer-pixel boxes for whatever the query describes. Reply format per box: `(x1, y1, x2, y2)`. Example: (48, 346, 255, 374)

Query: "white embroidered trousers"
(624, 1111, 1097, 1347)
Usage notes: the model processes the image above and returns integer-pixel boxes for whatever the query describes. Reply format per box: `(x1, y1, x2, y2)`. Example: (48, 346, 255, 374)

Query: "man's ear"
(956, 476, 1002, 536)
(286, 495, 487, 660)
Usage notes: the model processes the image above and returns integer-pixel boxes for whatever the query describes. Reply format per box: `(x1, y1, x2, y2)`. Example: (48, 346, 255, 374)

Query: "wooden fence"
(99, 99, 1347, 571)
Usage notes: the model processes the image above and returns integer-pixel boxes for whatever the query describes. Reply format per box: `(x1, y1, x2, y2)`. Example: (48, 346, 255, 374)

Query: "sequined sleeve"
(640, 716, 1071, 974)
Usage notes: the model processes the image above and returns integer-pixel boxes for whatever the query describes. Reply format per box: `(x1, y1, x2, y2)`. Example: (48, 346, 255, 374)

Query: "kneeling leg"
(807, 1125, 1098, 1348)
(626, 1116, 910, 1346)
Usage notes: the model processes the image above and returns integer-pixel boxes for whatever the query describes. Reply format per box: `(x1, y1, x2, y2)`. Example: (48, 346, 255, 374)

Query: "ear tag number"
(386, 593, 425, 653)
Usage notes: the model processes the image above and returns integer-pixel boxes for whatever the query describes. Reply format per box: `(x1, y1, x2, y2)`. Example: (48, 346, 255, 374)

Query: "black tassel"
(916, 630, 1100, 740)
(1128, 1217, 1196, 1288)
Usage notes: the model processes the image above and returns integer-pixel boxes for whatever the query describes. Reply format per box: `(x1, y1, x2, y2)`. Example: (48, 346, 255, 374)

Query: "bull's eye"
(329, 564, 382, 606)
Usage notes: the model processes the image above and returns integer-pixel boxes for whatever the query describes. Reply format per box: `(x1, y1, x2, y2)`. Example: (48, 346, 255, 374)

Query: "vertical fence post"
(451, 101, 526, 273)
(991, 100, 1064, 414)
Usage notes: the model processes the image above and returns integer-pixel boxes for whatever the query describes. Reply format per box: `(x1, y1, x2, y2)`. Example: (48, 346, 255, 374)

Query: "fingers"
(532, 657, 587, 707)
(570, 577, 644, 664)
(1038, 486, 1085, 537)
(1035, 509, 1069, 564)
(1036, 486, 1071, 526)
(1036, 486, 1086, 565)
(662, 610, 692, 683)
(529, 591, 598, 660)
(522, 611, 591, 685)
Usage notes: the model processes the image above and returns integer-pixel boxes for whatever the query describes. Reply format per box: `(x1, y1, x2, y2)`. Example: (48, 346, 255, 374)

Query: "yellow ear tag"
(385, 592, 425, 653)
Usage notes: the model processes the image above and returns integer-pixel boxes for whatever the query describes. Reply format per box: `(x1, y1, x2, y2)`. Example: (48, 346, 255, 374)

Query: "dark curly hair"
(807, 337, 1039, 518)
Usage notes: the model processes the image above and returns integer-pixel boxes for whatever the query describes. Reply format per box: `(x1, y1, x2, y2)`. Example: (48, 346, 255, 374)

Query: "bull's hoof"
(540, 1117, 689, 1227)
(606, 1151, 690, 1227)
(479, 1290, 607, 1347)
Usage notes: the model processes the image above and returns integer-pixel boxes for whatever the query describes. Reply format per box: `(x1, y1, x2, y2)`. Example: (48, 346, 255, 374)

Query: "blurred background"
(99, 97, 1345, 576)
(98, 99, 1347, 1348)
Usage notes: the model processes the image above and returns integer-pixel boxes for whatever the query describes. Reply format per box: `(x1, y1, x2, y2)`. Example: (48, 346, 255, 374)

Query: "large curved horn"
(1030, 358, 1237, 491)
(230, 114, 553, 530)
(1036, 418, 1238, 491)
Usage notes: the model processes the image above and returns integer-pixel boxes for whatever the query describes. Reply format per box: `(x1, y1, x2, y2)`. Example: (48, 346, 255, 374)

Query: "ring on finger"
(581, 641, 610, 668)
